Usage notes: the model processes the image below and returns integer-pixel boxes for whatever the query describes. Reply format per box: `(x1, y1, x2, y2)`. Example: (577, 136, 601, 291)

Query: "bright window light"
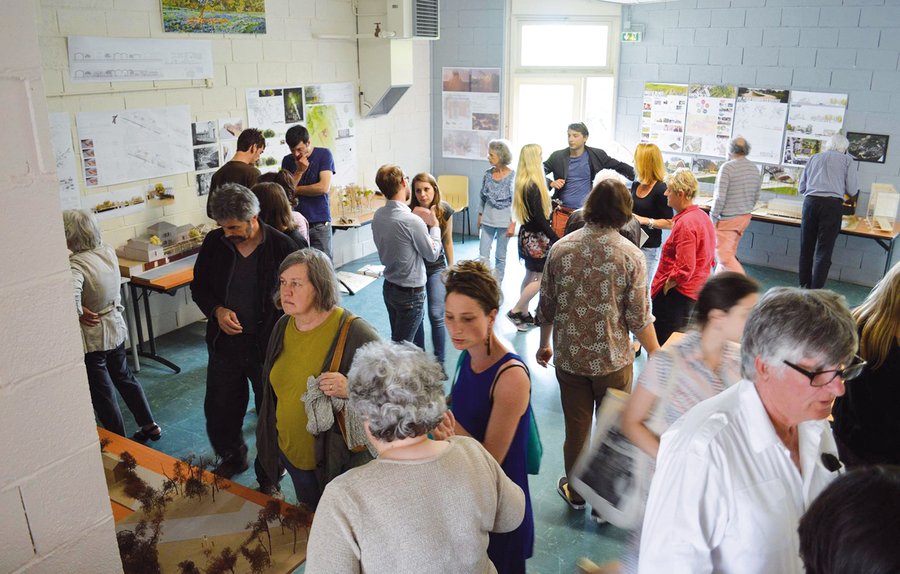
(520, 24, 609, 67)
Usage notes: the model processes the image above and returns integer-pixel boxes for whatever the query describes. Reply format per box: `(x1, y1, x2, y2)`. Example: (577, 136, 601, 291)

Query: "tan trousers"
(557, 364, 633, 495)
(715, 214, 752, 274)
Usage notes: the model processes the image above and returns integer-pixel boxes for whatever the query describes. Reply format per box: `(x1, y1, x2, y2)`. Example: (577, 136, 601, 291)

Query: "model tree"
(281, 503, 314, 554)
(176, 559, 201, 574)
(240, 544, 272, 574)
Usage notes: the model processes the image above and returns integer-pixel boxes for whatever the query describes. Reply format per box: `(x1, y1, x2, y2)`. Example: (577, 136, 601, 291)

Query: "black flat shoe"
(132, 423, 162, 443)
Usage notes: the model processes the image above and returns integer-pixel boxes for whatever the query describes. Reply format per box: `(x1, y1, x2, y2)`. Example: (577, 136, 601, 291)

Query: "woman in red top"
(651, 168, 716, 346)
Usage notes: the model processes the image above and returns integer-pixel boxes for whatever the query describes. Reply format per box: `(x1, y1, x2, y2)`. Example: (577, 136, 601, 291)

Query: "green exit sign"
(621, 31, 642, 42)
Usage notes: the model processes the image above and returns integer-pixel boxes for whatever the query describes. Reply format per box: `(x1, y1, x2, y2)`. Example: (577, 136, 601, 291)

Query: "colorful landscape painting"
(162, 0, 266, 34)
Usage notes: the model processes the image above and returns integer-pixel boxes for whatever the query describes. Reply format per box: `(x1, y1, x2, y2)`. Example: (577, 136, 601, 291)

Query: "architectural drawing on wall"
(247, 86, 304, 169)
(640, 83, 688, 153)
(49, 112, 81, 211)
(193, 144, 220, 171)
(761, 165, 803, 196)
(782, 91, 847, 166)
(847, 132, 889, 164)
(68, 36, 213, 83)
(218, 117, 242, 140)
(691, 157, 726, 194)
(663, 154, 692, 174)
(87, 185, 148, 220)
(76, 105, 194, 188)
(683, 85, 736, 158)
(305, 83, 358, 187)
(192, 120, 217, 145)
(196, 171, 214, 196)
(441, 67, 501, 160)
(732, 88, 789, 165)
(161, 0, 266, 34)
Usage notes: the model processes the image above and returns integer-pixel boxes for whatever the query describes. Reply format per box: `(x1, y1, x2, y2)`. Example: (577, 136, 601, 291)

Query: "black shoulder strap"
(489, 360, 530, 402)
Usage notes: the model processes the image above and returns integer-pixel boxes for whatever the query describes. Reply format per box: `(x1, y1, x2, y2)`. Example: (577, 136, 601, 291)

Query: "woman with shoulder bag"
(256, 249, 380, 507)
(507, 143, 559, 331)
(617, 272, 759, 572)
(432, 260, 535, 574)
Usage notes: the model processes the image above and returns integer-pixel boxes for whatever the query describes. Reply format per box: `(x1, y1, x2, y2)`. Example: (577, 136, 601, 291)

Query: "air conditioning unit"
(386, 0, 439, 39)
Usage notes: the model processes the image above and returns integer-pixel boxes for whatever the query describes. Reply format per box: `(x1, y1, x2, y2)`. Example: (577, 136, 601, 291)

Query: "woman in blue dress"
(433, 259, 534, 574)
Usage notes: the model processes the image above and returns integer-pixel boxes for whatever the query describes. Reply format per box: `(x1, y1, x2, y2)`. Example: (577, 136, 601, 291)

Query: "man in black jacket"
(191, 184, 298, 482)
(543, 122, 635, 209)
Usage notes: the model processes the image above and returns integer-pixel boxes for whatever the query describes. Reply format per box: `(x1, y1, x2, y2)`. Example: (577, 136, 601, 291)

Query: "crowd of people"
(64, 122, 899, 573)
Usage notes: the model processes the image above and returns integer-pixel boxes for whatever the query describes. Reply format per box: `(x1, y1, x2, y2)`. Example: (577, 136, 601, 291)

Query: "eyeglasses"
(782, 355, 867, 387)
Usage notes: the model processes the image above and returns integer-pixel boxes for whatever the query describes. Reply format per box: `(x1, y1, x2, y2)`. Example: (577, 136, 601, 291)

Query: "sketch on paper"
(783, 91, 847, 166)
(76, 105, 194, 187)
(192, 120, 217, 145)
(732, 88, 789, 165)
(196, 171, 214, 196)
(49, 112, 82, 211)
(161, 0, 266, 34)
(218, 117, 242, 140)
(193, 145, 220, 170)
(68, 36, 213, 83)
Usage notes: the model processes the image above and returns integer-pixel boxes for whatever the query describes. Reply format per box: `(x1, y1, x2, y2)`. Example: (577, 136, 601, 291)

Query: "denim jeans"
(415, 267, 447, 365)
(799, 195, 843, 289)
(308, 222, 333, 259)
(640, 246, 661, 293)
(383, 281, 426, 349)
(479, 224, 510, 283)
(84, 342, 155, 437)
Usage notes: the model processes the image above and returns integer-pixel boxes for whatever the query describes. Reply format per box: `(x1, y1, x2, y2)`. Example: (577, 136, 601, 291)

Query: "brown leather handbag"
(328, 315, 368, 453)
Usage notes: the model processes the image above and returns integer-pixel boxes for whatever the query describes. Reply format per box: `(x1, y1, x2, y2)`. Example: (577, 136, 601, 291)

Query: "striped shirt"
(710, 156, 761, 222)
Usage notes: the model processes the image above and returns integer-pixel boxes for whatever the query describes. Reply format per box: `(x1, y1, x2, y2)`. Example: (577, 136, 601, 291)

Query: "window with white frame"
(508, 17, 620, 160)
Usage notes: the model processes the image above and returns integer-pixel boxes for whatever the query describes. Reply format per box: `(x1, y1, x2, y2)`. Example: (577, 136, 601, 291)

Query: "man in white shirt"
(639, 287, 863, 574)
(371, 164, 442, 348)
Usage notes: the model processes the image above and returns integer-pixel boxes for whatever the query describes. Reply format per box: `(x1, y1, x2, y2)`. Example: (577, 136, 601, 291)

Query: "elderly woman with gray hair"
(305, 340, 526, 574)
(478, 139, 516, 283)
(63, 209, 161, 441)
(256, 248, 379, 508)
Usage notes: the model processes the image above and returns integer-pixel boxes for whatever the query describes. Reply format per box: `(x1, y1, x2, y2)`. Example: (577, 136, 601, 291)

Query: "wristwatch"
(647, 219, 655, 229)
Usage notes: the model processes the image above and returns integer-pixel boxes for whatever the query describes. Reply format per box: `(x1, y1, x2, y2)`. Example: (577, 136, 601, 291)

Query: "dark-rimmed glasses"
(782, 356, 867, 387)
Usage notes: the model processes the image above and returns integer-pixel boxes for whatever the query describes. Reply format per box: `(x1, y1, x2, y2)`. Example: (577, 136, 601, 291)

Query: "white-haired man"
(639, 288, 863, 574)
(798, 134, 856, 289)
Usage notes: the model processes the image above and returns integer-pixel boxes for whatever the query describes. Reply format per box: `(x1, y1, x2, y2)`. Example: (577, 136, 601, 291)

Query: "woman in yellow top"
(256, 249, 379, 508)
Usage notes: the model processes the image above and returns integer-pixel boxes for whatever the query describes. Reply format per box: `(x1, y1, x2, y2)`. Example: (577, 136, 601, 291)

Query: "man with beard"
(191, 184, 298, 490)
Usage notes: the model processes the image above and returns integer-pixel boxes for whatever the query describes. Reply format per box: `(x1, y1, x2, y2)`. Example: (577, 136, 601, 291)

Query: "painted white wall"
(38, 0, 433, 337)
(614, 0, 900, 286)
(0, 1, 123, 572)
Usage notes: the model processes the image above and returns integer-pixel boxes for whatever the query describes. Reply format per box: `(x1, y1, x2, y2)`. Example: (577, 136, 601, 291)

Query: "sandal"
(557, 476, 586, 511)
(132, 423, 162, 443)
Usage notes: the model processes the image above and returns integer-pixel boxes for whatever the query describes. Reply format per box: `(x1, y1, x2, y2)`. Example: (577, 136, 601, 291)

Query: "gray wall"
(431, 0, 507, 237)
(615, 0, 900, 286)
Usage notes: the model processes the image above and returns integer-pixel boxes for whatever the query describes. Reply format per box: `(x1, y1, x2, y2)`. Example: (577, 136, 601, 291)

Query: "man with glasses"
(639, 287, 861, 574)
(371, 164, 441, 348)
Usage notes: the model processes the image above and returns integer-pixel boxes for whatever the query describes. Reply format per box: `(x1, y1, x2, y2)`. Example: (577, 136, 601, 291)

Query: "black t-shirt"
(208, 161, 261, 217)
(630, 180, 672, 248)
(224, 247, 260, 334)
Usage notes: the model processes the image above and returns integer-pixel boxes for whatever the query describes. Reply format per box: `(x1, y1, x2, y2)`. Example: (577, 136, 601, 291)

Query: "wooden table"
(697, 201, 900, 275)
(127, 255, 197, 373)
(99, 428, 308, 573)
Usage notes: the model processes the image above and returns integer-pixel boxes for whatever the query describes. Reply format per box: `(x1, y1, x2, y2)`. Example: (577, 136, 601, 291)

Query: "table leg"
(133, 284, 182, 374)
(121, 282, 140, 372)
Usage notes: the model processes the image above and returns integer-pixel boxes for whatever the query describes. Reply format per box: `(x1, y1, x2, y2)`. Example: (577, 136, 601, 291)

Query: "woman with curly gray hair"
(305, 340, 525, 574)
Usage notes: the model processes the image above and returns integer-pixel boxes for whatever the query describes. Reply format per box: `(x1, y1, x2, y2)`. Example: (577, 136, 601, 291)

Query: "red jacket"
(651, 205, 716, 300)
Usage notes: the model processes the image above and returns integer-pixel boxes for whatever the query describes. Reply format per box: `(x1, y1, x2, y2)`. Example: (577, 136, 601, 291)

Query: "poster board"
(75, 105, 194, 188)
(441, 67, 501, 160)
(49, 112, 81, 210)
(640, 83, 688, 153)
(732, 88, 789, 165)
(683, 84, 736, 158)
(68, 36, 213, 83)
(246, 86, 304, 169)
(305, 83, 358, 186)
(783, 91, 847, 166)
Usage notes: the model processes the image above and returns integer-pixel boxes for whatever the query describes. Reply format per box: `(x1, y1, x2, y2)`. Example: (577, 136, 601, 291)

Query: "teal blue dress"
(452, 351, 534, 573)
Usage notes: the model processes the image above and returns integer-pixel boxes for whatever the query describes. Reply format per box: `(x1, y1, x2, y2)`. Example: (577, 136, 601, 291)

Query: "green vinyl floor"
(112, 234, 871, 573)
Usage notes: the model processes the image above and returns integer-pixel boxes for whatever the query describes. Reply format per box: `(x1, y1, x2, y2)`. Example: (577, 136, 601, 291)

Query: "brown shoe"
(557, 476, 586, 510)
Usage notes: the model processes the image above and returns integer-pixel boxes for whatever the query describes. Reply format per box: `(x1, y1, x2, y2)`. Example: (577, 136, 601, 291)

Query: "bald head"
(730, 137, 751, 157)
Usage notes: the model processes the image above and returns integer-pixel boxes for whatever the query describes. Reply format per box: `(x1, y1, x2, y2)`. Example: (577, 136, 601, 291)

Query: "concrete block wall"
(615, 0, 900, 286)
(0, 1, 122, 572)
(430, 0, 506, 236)
(38, 0, 434, 335)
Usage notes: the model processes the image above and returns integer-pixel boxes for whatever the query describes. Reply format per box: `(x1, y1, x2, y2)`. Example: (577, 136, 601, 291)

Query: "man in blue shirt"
(282, 125, 336, 258)
(543, 123, 635, 209)
(797, 133, 857, 289)
(371, 164, 442, 348)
